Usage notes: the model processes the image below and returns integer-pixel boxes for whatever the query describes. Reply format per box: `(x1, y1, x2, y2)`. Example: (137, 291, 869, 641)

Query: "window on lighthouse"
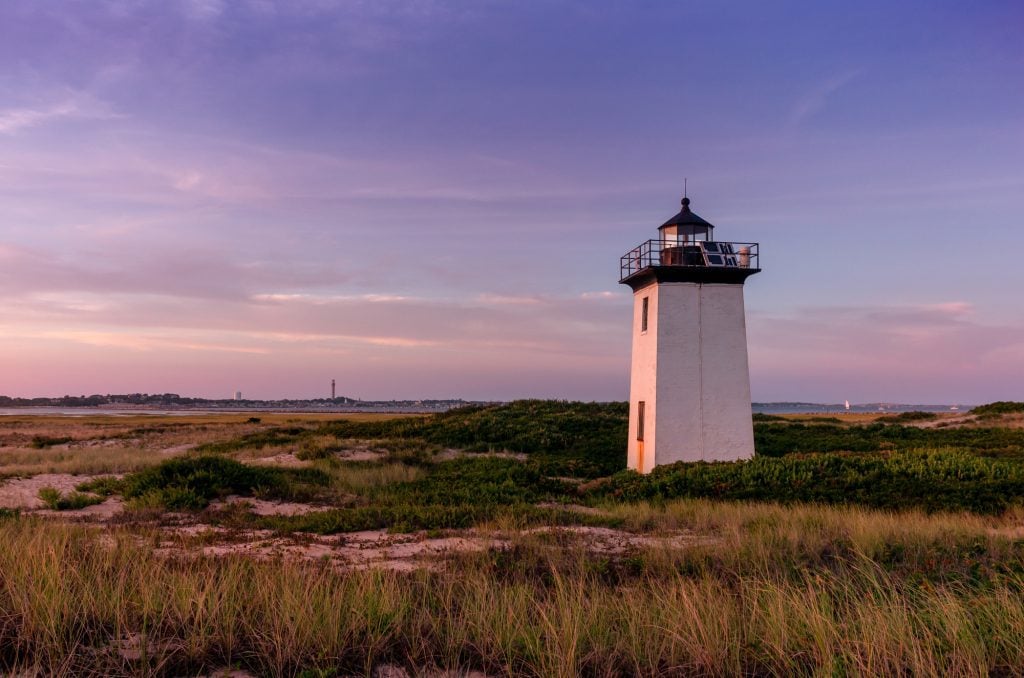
(637, 401, 645, 441)
(641, 297, 649, 333)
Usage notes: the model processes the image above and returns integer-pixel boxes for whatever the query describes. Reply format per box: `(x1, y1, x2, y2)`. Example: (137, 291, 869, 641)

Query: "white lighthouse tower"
(620, 195, 760, 472)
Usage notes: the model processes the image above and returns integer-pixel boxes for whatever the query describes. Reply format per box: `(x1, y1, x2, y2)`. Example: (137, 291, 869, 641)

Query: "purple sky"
(1, 0, 1022, 403)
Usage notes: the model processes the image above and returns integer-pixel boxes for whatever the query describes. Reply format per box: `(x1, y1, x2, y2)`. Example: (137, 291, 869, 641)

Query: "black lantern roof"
(659, 197, 714, 231)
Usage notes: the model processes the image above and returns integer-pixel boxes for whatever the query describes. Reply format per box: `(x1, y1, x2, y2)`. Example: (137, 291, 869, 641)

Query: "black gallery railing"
(620, 240, 760, 282)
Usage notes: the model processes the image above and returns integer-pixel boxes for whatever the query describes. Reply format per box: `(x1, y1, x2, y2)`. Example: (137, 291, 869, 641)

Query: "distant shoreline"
(0, 401, 972, 416)
(0, 405, 456, 417)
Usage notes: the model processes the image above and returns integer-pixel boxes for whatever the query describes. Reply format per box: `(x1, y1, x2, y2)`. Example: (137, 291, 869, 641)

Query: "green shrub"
(877, 411, 938, 423)
(236, 456, 578, 534)
(37, 487, 104, 511)
(590, 450, 1024, 514)
(29, 435, 73, 449)
(754, 422, 1024, 458)
(295, 437, 342, 461)
(320, 400, 628, 478)
(971, 402, 1024, 416)
(75, 476, 125, 496)
(118, 455, 330, 509)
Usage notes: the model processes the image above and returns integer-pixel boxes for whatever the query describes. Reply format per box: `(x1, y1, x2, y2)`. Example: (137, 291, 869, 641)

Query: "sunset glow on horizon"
(1, 1, 1022, 403)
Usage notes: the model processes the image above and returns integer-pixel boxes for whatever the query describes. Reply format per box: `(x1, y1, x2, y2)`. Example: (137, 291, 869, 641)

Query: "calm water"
(0, 407, 224, 417)
(753, 403, 966, 415)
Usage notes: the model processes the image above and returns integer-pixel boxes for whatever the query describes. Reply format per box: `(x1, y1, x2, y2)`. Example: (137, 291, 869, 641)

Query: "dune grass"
(3, 502, 1024, 676)
(324, 461, 426, 493)
(0, 446, 166, 477)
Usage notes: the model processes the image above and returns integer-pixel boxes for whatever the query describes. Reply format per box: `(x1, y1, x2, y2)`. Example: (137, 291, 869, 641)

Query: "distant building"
(234, 391, 242, 401)
(619, 194, 761, 472)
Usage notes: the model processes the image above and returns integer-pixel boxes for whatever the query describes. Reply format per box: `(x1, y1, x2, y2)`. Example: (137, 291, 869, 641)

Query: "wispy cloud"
(183, 0, 225, 21)
(0, 93, 121, 135)
(788, 69, 862, 128)
(0, 243, 352, 301)
(15, 329, 270, 355)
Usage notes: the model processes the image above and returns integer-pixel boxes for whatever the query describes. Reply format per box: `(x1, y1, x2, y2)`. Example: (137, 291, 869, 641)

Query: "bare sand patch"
(524, 525, 720, 554)
(170, 524, 237, 538)
(160, 443, 196, 456)
(0, 473, 95, 510)
(151, 522, 715, 571)
(155, 527, 499, 571)
(337, 530, 496, 567)
(926, 413, 1024, 430)
(435, 449, 528, 462)
(245, 452, 307, 468)
(337, 447, 388, 461)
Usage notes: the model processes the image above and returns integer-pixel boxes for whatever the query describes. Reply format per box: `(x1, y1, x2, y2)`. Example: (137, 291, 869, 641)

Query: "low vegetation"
(592, 449, 1024, 513)
(80, 456, 333, 510)
(754, 420, 1024, 458)
(877, 410, 938, 423)
(318, 400, 628, 477)
(972, 401, 1024, 416)
(37, 486, 105, 511)
(6, 401, 1024, 674)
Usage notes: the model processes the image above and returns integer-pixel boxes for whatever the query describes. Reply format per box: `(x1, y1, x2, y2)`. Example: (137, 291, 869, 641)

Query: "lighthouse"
(619, 195, 761, 472)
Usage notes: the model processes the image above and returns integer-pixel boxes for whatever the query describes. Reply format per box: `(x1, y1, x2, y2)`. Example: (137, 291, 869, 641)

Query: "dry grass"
(0, 447, 160, 477)
(602, 496, 994, 538)
(3, 509, 1024, 676)
(326, 462, 426, 493)
(0, 413, 407, 478)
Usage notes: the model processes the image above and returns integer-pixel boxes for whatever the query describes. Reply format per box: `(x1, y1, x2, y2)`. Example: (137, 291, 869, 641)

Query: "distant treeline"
(0, 393, 363, 407)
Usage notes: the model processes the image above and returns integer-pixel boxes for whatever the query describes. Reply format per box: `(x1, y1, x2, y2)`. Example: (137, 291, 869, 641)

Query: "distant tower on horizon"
(331, 379, 336, 400)
(619, 194, 761, 472)
(233, 390, 242, 401)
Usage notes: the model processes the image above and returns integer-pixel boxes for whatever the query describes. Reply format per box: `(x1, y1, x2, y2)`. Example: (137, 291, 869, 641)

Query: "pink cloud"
(749, 302, 1024, 402)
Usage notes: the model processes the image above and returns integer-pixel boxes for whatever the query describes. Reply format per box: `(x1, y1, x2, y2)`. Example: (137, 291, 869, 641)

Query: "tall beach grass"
(3, 502, 1024, 676)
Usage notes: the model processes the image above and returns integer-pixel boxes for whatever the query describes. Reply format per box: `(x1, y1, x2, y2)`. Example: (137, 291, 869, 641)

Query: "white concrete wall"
(653, 283, 705, 464)
(694, 284, 755, 462)
(627, 283, 658, 474)
(627, 281, 755, 472)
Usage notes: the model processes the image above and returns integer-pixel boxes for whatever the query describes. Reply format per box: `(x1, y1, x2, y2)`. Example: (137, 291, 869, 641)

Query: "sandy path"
(155, 523, 719, 571)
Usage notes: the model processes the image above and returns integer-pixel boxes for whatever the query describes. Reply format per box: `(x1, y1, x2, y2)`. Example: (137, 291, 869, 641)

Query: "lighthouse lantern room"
(620, 195, 761, 473)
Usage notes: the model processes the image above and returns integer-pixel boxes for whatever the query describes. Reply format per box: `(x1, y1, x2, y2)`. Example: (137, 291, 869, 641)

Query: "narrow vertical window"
(641, 296, 649, 333)
(637, 401, 645, 441)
